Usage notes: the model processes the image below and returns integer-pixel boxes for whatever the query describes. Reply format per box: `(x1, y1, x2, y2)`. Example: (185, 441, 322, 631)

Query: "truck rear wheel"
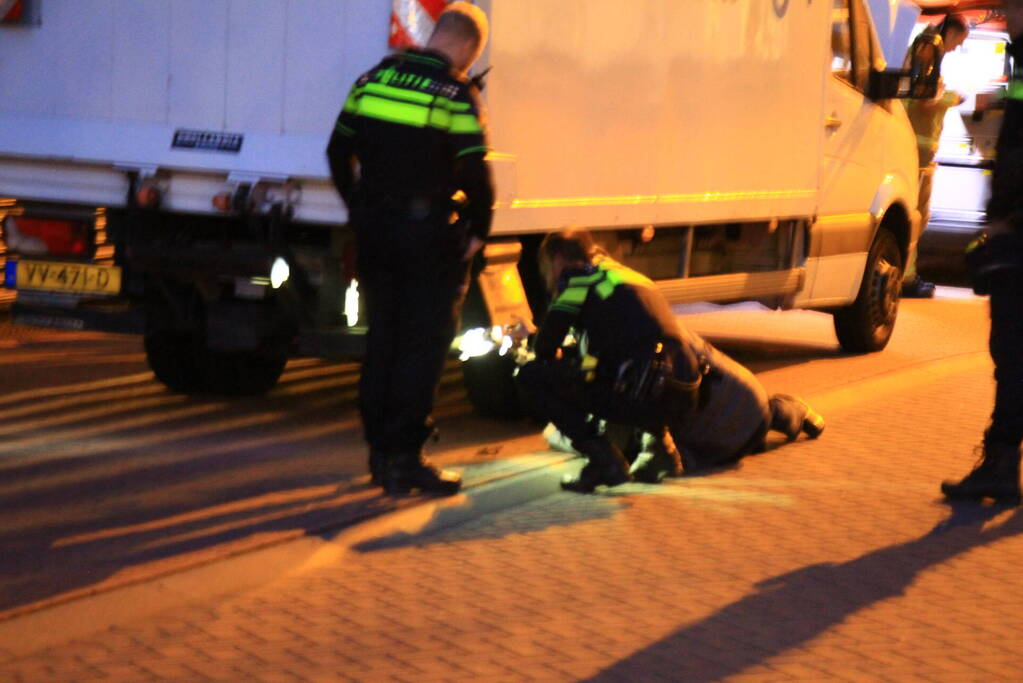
(144, 329, 287, 396)
(833, 227, 902, 353)
(144, 329, 205, 394)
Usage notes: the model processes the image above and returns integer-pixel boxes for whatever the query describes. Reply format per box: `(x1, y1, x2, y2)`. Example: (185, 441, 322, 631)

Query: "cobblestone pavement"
(3, 352, 1022, 679)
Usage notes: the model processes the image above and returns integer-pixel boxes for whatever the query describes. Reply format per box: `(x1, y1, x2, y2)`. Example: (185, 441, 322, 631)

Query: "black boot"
(941, 441, 1021, 506)
(902, 275, 936, 299)
(368, 449, 388, 487)
(631, 429, 683, 483)
(384, 453, 462, 496)
(770, 395, 826, 441)
(561, 438, 632, 493)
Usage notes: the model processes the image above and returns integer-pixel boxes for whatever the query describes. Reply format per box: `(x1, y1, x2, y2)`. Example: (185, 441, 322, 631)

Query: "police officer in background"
(901, 14, 970, 298)
(942, 0, 1023, 506)
(326, 2, 494, 495)
(517, 229, 825, 494)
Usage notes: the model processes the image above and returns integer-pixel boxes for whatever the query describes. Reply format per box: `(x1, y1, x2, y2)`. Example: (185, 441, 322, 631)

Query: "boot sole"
(940, 482, 1021, 506)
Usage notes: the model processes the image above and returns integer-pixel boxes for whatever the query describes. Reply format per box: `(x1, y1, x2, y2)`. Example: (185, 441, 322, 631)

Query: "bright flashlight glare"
(344, 279, 360, 328)
(458, 327, 496, 361)
(498, 334, 513, 357)
(270, 257, 290, 289)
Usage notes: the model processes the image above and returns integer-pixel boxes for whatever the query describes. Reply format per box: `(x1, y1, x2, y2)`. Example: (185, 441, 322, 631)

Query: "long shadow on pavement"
(588, 503, 1023, 681)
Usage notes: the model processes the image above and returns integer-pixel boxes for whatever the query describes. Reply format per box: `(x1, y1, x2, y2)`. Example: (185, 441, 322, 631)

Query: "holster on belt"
(613, 344, 706, 416)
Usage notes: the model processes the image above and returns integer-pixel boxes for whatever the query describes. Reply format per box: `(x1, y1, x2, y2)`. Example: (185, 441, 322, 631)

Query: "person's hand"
(462, 236, 485, 262)
(507, 317, 537, 344)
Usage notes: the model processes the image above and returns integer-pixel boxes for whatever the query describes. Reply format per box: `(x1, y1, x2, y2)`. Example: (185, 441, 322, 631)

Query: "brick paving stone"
(8, 360, 1023, 680)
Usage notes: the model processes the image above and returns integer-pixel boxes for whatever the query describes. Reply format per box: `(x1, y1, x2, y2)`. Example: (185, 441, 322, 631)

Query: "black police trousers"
(988, 268, 1023, 447)
(356, 211, 469, 455)
(516, 359, 667, 446)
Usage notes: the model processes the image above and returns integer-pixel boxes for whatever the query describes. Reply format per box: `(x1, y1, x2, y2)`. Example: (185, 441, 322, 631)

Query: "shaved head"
(427, 2, 489, 74)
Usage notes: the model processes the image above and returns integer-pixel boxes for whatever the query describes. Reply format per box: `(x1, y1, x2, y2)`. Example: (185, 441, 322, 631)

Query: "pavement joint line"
(0, 458, 579, 659)
(0, 453, 574, 624)
(0, 347, 995, 659)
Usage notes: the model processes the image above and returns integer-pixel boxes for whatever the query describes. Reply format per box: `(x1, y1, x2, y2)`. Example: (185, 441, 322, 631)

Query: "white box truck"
(0, 0, 936, 412)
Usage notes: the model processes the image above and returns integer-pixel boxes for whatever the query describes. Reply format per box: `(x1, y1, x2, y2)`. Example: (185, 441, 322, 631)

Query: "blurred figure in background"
(902, 14, 970, 298)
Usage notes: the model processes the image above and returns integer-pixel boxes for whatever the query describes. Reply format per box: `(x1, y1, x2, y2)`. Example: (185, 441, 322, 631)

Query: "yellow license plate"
(16, 260, 122, 296)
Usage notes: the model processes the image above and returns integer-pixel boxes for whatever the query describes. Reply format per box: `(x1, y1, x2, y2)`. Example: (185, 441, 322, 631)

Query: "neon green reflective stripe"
(1008, 80, 1023, 101)
(343, 91, 359, 113)
(456, 145, 489, 158)
(363, 81, 434, 105)
(355, 94, 432, 127)
(557, 286, 589, 306)
(567, 272, 603, 287)
(593, 262, 655, 299)
(550, 302, 582, 314)
(429, 107, 452, 129)
(595, 278, 617, 299)
(357, 81, 472, 112)
(450, 112, 483, 134)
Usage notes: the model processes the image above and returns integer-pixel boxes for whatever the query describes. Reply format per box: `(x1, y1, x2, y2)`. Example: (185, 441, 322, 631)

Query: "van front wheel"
(833, 228, 903, 353)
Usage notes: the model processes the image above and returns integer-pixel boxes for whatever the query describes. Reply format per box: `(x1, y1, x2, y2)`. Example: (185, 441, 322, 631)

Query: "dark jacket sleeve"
(454, 153, 494, 241)
(987, 106, 1023, 231)
(987, 39, 1023, 231)
(326, 123, 357, 209)
(533, 306, 575, 361)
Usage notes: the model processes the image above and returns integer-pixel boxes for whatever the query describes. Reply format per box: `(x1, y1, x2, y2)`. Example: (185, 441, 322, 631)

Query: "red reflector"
(7, 216, 91, 257)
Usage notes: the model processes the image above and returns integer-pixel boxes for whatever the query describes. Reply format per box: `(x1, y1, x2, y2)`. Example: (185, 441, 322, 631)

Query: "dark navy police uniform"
(326, 48, 494, 458)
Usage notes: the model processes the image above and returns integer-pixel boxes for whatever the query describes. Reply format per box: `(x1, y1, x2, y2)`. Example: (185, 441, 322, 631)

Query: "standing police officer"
(517, 229, 824, 493)
(942, 0, 1023, 506)
(326, 3, 494, 495)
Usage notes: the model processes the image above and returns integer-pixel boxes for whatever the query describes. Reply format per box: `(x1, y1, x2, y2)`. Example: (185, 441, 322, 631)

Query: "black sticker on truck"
(172, 129, 244, 153)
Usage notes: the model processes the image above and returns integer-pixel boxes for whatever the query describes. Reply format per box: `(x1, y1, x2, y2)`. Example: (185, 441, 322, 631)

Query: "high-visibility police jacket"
(326, 48, 494, 241)
(988, 35, 1023, 234)
(534, 258, 697, 378)
(534, 257, 769, 463)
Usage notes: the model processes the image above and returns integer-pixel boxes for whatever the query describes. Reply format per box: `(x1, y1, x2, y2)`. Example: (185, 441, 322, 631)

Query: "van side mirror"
(868, 32, 943, 101)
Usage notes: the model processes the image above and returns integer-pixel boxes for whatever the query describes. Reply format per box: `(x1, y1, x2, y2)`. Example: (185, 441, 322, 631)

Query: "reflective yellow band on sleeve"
(455, 145, 490, 158)
(449, 113, 483, 134)
(557, 286, 589, 306)
(1008, 81, 1023, 101)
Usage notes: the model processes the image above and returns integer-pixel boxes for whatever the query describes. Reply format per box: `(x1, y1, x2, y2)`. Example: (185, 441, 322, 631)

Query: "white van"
(0, 1, 935, 410)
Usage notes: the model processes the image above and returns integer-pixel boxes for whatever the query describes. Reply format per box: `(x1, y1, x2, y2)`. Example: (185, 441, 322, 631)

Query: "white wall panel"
(169, 0, 229, 129)
(225, 0, 287, 132)
(112, 0, 170, 122)
(51, 0, 115, 119)
(283, 0, 391, 136)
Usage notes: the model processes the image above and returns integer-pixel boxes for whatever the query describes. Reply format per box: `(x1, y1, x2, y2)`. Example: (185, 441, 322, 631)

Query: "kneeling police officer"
(516, 229, 825, 493)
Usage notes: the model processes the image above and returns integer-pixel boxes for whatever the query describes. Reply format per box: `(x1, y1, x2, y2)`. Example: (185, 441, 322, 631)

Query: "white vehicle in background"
(911, 4, 1011, 277)
(0, 0, 938, 414)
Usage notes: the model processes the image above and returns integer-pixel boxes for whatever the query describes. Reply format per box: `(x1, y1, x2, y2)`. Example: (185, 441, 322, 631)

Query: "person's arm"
(449, 84, 494, 256)
(533, 284, 588, 360)
(325, 86, 362, 207)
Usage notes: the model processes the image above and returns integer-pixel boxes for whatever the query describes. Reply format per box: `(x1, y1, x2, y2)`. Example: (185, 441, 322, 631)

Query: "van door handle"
(824, 115, 843, 130)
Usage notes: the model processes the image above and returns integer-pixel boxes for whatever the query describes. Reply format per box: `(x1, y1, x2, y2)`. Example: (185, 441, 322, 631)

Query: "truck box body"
(0, 0, 928, 403)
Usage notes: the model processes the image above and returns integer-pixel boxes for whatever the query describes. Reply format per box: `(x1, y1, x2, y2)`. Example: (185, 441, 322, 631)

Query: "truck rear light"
(2, 215, 92, 258)
(135, 183, 161, 209)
